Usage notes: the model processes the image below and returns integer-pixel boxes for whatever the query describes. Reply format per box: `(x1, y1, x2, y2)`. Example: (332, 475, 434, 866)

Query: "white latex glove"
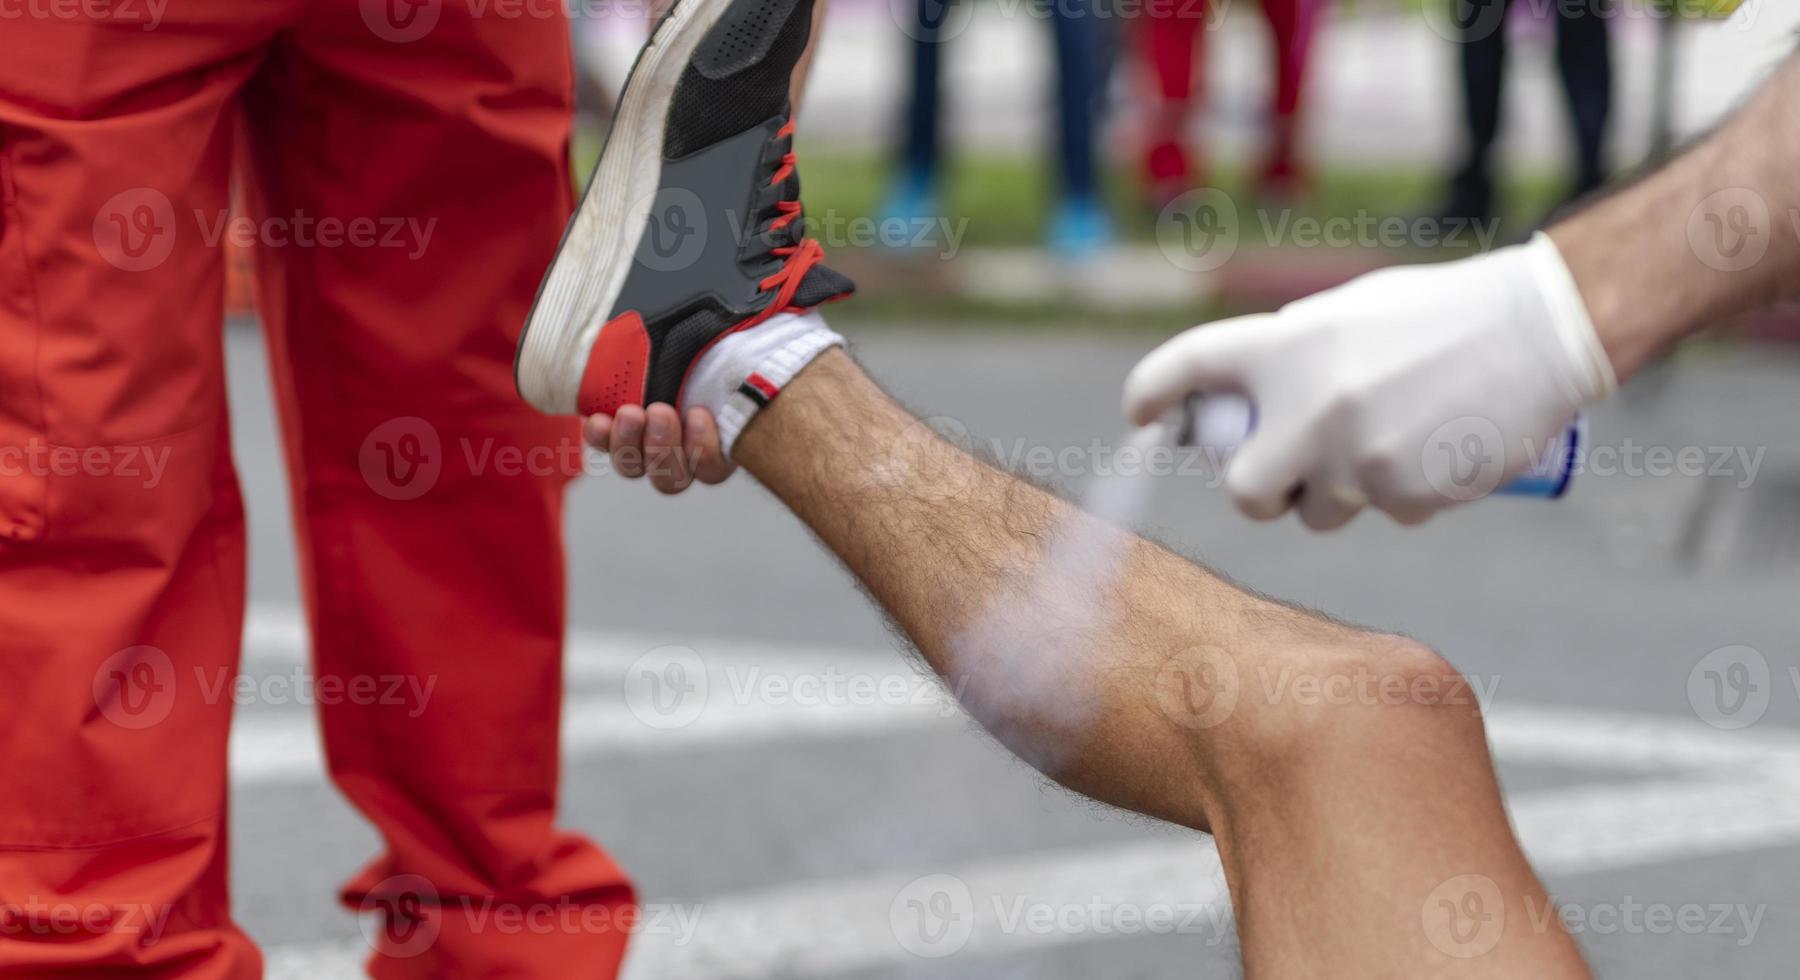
(1124, 232, 1617, 529)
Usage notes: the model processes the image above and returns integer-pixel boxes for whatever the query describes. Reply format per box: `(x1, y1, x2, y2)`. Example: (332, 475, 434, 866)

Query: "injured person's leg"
(587, 347, 1592, 979)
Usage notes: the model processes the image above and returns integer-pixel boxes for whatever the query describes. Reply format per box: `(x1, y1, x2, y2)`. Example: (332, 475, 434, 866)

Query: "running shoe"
(516, 0, 853, 416)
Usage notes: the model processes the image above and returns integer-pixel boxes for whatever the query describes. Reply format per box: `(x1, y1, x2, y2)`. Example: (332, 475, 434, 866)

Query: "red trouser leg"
(0, 9, 276, 978)
(1259, 0, 1324, 185)
(1136, 0, 1209, 191)
(236, 4, 634, 976)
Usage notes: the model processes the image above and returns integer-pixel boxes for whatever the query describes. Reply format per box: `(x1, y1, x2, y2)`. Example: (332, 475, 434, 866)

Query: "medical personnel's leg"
(728, 349, 1590, 978)
(0, 9, 278, 977)
(238, 8, 633, 977)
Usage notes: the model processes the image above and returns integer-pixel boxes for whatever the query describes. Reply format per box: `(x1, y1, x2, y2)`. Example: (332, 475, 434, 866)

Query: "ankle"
(685, 310, 843, 458)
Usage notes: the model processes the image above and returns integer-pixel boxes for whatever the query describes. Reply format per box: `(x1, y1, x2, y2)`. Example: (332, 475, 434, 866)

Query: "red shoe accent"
(577, 310, 651, 415)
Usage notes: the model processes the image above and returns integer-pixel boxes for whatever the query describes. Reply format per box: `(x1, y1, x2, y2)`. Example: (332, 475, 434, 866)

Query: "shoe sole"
(515, 0, 739, 416)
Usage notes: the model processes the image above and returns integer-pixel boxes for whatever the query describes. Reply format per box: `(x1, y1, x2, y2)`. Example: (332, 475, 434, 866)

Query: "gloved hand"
(1124, 232, 1618, 529)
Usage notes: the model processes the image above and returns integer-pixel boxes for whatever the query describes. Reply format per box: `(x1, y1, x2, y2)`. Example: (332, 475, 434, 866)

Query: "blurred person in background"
(879, 0, 1120, 258)
(1135, 0, 1326, 209)
(1440, 0, 1613, 225)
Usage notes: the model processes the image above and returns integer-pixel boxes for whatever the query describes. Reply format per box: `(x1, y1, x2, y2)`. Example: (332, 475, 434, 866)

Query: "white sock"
(685, 310, 843, 458)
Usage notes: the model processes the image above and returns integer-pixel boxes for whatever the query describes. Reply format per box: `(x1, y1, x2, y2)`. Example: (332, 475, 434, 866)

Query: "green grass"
(575, 132, 1568, 242)
(794, 144, 1567, 248)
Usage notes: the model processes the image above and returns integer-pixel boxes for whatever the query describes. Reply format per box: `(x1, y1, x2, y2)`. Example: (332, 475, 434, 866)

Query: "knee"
(1204, 632, 1491, 791)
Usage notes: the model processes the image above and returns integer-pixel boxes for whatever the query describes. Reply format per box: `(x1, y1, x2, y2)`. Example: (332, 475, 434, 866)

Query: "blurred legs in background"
(1444, 0, 1614, 223)
(1257, 0, 1326, 197)
(1044, 0, 1119, 257)
(884, 0, 948, 222)
(882, 0, 1118, 258)
(1135, 0, 1325, 208)
(1137, 0, 1209, 206)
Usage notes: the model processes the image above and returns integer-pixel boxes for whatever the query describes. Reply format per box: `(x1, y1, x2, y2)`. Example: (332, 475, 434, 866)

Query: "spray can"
(1177, 395, 1581, 499)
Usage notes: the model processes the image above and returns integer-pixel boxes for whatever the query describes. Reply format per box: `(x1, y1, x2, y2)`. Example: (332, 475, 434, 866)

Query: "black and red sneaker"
(516, 0, 853, 417)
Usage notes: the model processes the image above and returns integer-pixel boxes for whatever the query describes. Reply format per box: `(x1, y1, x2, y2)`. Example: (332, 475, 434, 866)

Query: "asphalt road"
(222, 321, 1800, 978)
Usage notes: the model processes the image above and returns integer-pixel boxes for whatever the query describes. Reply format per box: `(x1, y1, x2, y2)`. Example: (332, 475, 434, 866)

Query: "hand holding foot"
(584, 404, 735, 494)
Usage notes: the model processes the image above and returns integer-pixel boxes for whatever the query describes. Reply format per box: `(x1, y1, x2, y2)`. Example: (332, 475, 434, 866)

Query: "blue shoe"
(1045, 195, 1114, 261)
(874, 170, 939, 248)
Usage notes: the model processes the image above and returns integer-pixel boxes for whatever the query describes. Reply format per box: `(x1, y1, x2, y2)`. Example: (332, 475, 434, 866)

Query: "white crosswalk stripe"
(235, 608, 1800, 978)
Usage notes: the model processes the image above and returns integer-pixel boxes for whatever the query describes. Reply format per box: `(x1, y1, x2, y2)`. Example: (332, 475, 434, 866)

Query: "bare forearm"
(1552, 54, 1800, 380)
(733, 351, 1247, 823)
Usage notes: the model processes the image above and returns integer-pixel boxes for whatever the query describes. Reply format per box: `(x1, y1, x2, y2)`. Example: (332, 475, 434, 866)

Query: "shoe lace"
(752, 118, 825, 311)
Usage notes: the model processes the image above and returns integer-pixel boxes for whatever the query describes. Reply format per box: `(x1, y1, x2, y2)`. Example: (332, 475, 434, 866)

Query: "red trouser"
(0, 2, 632, 976)
(1137, 0, 1324, 185)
